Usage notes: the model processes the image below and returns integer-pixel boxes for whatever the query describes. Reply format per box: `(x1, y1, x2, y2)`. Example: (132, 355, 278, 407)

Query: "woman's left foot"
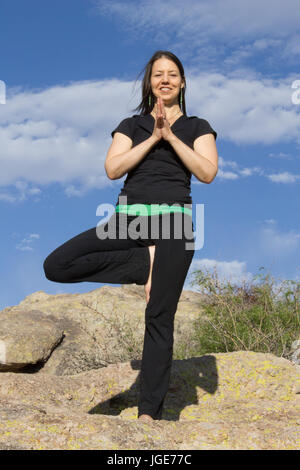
(138, 414, 154, 421)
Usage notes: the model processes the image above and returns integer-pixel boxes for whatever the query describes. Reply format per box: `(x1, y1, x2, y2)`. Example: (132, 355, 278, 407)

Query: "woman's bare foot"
(138, 414, 154, 421)
(144, 245, 155, 304)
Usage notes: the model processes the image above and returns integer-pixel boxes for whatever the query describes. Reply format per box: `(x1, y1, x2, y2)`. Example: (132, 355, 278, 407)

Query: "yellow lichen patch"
(120, 407, 137, 420)
(108, 444, 120, 450)
(3, 420, 18, 427)
(46, 425, 61, 433)
(188, 431, 199, 442)
(66, 441, 81, 450)
(86, 424, 96, 431)
(280, 395, 293, 401)
(244, 402, 256, 408)
(250, 414, 262, 421)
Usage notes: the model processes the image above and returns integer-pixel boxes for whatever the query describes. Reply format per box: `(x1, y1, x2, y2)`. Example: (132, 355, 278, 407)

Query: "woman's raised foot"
(144, 245, 155, 304)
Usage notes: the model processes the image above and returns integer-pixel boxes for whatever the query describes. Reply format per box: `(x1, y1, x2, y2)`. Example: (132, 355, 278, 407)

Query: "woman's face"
(150, 57, 183, 105)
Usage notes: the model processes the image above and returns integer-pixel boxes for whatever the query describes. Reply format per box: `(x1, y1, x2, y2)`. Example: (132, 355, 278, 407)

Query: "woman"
(43, 50, 218, 422)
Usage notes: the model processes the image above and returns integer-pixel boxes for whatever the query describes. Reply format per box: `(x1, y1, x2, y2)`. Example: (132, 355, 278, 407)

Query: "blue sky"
(1, 0, 300, 310)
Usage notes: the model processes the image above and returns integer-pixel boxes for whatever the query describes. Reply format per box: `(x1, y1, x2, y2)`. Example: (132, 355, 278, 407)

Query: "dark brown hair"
(131, 50, 187, 116)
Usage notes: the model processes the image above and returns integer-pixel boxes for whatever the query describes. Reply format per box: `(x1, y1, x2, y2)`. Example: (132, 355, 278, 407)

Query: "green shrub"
(181, 266, 300, 359)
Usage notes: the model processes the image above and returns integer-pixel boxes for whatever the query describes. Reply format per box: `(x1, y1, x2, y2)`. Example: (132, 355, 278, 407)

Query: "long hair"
(131, 50, 187, 116)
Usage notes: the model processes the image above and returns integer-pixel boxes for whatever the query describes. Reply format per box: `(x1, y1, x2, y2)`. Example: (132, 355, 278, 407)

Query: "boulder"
(0, 310, 63, 371)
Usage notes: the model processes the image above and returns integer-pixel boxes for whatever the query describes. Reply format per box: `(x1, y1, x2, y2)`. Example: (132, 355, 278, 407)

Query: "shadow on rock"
(88, 355, 218, 421)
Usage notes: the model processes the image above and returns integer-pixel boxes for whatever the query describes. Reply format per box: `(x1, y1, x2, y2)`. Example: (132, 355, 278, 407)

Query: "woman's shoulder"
(187, 115, 211, 125)
(116, 114, 142, 128)
(188, 115, 217, 140)
(118, 114, 139, 123)
(111, 115, 139, 139)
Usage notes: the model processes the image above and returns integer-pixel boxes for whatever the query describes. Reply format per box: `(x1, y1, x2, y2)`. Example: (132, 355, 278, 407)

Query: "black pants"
(43, 210, 195, 420)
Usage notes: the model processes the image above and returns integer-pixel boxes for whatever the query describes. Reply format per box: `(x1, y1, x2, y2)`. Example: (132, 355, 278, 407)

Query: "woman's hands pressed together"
(152, 97, 174, 143)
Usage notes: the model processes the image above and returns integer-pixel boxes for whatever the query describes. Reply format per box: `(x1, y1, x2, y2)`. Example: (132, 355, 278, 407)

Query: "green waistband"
(115, 204, 192, 217)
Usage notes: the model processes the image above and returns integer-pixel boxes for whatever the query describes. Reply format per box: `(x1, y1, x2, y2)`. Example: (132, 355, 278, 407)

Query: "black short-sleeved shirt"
(110, 113, 217, 206)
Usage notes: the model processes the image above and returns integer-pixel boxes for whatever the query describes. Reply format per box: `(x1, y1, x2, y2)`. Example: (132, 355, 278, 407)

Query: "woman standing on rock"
(43, 50, 218, 422)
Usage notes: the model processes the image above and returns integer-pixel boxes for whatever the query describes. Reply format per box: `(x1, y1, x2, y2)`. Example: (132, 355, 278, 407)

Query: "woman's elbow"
(106, 169, 124, 180)
(206, 167, 218, 184)
(106, 171, 116, 180)
(105, 164, 117, 180)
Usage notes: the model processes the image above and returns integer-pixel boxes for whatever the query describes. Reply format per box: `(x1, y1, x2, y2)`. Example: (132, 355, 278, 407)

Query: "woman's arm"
(105, 133, 160, 180)
(156, 97, 218, 183)
(166, 131, 218, 184)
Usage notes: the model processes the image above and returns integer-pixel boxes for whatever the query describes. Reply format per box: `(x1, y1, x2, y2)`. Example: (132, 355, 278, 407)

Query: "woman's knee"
(43, 253, 66, 282)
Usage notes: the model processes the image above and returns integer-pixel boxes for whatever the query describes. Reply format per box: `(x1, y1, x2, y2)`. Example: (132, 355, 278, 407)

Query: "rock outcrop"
(0, 285, 204, 375)
(288, 339, 300, 365)
(0, 351, 299, 450)
(0, 285, 299, 450)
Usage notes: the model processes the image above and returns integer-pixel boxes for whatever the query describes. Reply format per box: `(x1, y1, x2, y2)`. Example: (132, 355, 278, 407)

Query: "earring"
(148, 94, 151, 107)
(180, 88, 183, 108)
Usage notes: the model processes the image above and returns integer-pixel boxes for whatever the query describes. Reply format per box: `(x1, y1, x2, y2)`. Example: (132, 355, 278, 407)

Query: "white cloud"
(1, 72, 300, 200)
(259, 222, 300, 256)
(218, 157, 238, 169)
(16, 245, 33, 252)
(216, 158, 263, 179)
(1, 79, 136, 196)
(94, 0, 300, 66)
(0, 192, 16, 202)
(265, 219, 276, 225)
(216, 169, 239, 180)
(184, 256, 253, 291)
(187, 73, 300, 145)
(64, 184, 88, 198)
(281, 33, 300, 58)
(28, 188, 41, 195)
(15, 233, 40, 252)
(239, 166, 262, 177)
(268, 152, 292, 159)
(252, 38, 283, 51)
(0, 180, 42, 203)
(94, 0, 300, 40)
(267, 172, 300, 183)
